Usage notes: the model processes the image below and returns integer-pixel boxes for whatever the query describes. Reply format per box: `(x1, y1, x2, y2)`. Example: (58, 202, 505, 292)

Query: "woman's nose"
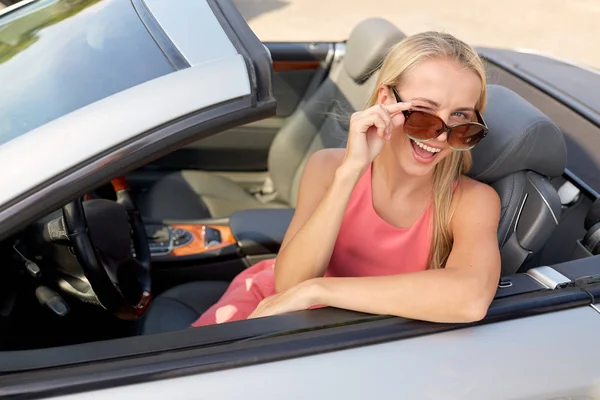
(436, 130, 449, 143)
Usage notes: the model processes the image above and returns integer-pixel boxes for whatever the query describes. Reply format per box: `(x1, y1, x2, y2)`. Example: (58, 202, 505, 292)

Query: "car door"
(40, 307, 600, 400)
(0, 0, 276, 236)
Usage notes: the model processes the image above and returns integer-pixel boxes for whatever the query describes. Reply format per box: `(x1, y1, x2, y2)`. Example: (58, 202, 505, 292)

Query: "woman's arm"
(274, 101, 412, 293)
(274, 149, 361, 293)
(250, 179, 502, 323)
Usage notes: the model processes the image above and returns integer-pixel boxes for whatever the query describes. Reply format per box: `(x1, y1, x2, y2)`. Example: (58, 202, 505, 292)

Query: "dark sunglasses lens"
(449, 124, 485, 149)
(404, 112, 444, 140)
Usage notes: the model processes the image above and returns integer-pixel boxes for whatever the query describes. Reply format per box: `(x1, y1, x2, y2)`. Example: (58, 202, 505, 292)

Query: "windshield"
(0, 0, 174, 144)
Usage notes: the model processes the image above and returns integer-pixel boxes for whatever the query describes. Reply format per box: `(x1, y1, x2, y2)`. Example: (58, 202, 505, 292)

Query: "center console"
(146, 224, 236, 258)
(143, 209, 294, 288)
(145, 223, 237, 258)
(145, 208, 294, 262)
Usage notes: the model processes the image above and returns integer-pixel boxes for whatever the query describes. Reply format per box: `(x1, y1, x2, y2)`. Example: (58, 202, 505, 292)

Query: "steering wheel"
(60, 177, 152, 319)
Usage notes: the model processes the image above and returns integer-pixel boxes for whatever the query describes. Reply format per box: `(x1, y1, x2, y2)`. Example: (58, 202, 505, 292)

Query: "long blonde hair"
(366, 31, 487, 270)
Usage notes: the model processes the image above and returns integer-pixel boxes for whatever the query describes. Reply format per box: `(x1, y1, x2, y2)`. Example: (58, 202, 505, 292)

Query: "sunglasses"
(389, 86, 488, 151)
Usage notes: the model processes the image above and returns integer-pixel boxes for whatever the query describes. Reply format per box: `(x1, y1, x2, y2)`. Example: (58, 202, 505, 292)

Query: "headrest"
(344, 18, 406, 83)
(469, 85, 567, 183)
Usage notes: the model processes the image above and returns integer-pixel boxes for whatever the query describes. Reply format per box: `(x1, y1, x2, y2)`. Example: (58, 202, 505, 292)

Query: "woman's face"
(380, 57, 482, 177)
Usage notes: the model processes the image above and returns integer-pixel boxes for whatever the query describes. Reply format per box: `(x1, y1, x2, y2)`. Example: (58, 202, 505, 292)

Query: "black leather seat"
(469, 84, 566, 275)
(141, 281, 229, 335)
(141, 85, 567, 336)
(139, 18, 406, 221)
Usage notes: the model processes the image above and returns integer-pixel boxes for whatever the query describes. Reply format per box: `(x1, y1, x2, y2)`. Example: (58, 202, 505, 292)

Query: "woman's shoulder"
(306, 148, 346, 169)
(302, 148, 347, 183)
(451, 175, 501, 225)
(455, 175, 499, 200)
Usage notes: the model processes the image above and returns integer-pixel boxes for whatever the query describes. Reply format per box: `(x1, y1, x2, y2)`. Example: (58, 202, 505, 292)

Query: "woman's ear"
(376, 85, 393, 105)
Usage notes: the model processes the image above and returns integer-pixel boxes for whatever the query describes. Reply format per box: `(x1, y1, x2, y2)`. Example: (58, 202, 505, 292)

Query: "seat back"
(470, 85, 567, 276)
(267, 18, 406, 206)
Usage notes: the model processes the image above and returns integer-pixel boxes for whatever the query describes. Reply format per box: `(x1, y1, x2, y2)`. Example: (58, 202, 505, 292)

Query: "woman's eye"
(452, 111, 470, 120)
(414, 106, 432, 112)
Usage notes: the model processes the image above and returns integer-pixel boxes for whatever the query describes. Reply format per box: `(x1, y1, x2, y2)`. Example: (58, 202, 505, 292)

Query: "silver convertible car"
(2, 0, 600, 399)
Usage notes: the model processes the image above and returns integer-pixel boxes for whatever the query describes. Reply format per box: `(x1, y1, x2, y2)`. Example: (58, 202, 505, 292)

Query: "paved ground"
(233, 0, 600, 69)
(2, 1, 597, 68)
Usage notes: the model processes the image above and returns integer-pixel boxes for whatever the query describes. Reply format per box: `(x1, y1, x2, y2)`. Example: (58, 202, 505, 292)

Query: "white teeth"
(413, 140, 441, 153)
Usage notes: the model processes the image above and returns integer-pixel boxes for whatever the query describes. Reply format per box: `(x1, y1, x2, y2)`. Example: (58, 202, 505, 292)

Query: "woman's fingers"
(380, 102, 411, 137)
(382, 101, 412, 115)
(373, 105, 393, 137)
(363, 102, 411, 137)
(349, 100, 412, 145)
(356, 113, 388, 138)
(343, 100, 412, 168)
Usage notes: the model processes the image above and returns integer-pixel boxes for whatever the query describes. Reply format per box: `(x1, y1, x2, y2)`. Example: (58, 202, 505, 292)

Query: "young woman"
(191, 31, 501, 327)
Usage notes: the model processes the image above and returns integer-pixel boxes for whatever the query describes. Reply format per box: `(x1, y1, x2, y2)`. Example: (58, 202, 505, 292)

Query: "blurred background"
(2, 0, 598, 69)
(231, 0, 599, 69)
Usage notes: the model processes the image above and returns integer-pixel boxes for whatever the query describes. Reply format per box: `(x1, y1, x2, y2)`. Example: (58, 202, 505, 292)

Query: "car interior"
(1, 17, 600, 353)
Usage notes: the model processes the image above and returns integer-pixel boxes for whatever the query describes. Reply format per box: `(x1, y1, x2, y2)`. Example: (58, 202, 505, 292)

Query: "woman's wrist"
(334, 161, 366, 186)
(298, 278, 326, 308)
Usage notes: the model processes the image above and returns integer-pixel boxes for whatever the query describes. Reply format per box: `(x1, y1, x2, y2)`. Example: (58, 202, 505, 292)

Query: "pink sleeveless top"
(326, 163, 432, 277)
(191, 163, 434, 326)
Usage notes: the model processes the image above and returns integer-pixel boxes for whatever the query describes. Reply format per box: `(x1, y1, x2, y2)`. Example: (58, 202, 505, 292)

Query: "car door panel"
(145, 42, 334, 172)
(156, 118, 281, 172)
(18, 307, 600, 400)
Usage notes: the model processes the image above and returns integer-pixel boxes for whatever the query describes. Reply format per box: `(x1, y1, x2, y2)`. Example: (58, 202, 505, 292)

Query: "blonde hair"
(366, 31, 487, 270)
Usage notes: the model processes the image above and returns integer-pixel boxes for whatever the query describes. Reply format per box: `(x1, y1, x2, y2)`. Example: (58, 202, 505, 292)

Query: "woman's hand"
(342, 101, 412, 172)
(248, 280, 320, 319)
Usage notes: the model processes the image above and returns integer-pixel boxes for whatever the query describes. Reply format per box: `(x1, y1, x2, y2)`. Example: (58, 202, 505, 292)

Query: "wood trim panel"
(272, 60, 321, 72)
(110, 176, 130, 192)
